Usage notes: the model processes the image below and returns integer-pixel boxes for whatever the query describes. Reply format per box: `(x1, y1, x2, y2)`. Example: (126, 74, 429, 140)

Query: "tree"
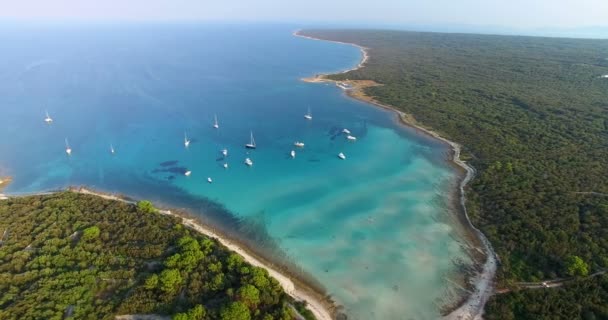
(566, 256, 589, 277)
(237, 284, 260, 309)
(172, 313, 189, 320)
(220, 302, 251, 320)
(144, 274, 159, 290)
(159, 269, 183, 293)
(137, 200, 156, 214)
(187, 305, 206, 320)
(172, 305, 205, 320)
(82, 226, 100, 241)
(227, 253, 244, 271)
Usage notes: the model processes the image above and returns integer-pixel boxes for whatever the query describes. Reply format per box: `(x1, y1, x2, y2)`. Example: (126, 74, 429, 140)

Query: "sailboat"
(184, 170, 192, 176)
(44, 110, 53, 124)
(245, 131, 256, 149)
(346, 135, 357, 141)
(223, 163, 229, 169)
(290, 150, 296, 158)
(304, 107, 312, 120)
(110, 144, 115, 154)
(338, 152, 346, 160)
(221, 149, 228, 157)
(294, 141, 305, 148)
(213, 115, 219, 129)
(207, 177, 213, 183)
(244, 158, 253, 166)
(65, 138, 72, 156)
(342, 128, 351, 134)
(184, 132, 190, 148)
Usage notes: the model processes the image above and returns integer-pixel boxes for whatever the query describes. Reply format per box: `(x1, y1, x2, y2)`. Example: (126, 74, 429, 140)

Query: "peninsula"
(0, 190, 329, 320)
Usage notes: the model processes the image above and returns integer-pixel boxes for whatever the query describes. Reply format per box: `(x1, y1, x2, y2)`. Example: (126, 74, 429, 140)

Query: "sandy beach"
(73, 188, 334, 320)
(294, 29, 498, 320)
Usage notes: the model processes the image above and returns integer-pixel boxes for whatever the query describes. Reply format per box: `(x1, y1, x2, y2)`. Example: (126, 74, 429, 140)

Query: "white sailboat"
(338, 152, 346, 160)
(184, 132, 190, 148)
(44, 110, 53, 124)
(110, 144, 115, 154)
(184, 170, 192, 176)
(244, 158, 253, 166)
(245, 131, 256, 149)
(346, 135, 357, 141)
(294, 141, 305, 148)
(65, 138, 72, 156)
(223, 163, 229, 169)
(221, 149, 228, 157)
(290, 150, 296, 158)
(304, 107, 312, 120)
(342, 128, 351, 134)
(207, 177, 213, 183)
(213, 115, 219, 129)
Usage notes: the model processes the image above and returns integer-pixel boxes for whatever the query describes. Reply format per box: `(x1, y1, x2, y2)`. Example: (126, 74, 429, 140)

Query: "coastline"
(294, 29, 497, 320)
(70, 187, 334, 320)
(293, 29, 369, 76)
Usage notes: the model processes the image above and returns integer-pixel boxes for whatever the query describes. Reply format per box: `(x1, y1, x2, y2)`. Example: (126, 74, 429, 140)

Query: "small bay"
(0, 23, 472, 319)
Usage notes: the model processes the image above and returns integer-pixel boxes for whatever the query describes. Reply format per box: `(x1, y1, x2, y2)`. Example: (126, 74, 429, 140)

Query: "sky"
(2, 0, 608, 32)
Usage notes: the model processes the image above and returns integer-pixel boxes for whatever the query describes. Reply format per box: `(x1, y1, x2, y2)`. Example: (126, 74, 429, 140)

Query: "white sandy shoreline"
(295, 29, 498, 320)
(72, 188, 333, 320)
(293, 29, 369, 74)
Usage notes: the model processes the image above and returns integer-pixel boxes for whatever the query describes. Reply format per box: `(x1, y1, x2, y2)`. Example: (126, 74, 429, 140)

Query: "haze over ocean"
(0, 23, 473, 319)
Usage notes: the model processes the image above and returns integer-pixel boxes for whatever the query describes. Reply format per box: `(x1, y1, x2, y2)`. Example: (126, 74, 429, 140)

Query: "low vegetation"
(0, 192, 304, 320)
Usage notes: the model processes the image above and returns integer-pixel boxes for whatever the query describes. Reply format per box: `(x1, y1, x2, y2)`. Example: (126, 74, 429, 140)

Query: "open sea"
(0, 23, 473, 319)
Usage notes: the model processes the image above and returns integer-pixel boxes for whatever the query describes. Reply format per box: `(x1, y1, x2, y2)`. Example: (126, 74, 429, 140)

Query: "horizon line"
(0, 19, 606, 40)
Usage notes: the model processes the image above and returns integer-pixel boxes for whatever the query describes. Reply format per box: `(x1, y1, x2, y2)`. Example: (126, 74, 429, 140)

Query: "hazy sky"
(2, 0, 607, 29)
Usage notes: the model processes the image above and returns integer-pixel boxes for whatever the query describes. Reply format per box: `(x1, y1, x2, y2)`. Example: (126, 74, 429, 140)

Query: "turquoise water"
(0, 23, 472, 319)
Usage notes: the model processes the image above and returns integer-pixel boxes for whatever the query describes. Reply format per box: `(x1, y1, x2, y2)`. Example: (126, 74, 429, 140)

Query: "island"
(297, 29, 608, 319)
(0, 191, 320, 320)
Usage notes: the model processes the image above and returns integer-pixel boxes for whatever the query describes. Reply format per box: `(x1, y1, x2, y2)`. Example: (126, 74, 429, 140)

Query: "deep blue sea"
(0, 23, 472, 319)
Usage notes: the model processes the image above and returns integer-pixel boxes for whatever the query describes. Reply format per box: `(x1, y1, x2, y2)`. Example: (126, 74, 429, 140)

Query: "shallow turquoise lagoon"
(0, 24, 472, 319)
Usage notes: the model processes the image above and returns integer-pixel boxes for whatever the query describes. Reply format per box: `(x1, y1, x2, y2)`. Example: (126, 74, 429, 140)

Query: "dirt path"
(573, 191, 608, 197)
(498, 270, 607, 293)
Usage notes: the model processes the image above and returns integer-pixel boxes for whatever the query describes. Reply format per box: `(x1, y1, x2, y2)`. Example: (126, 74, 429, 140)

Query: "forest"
(0, 192, 311, 320)
(300, 29, 608, 318)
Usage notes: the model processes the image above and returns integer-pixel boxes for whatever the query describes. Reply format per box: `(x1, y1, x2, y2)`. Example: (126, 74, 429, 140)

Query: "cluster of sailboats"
(46, 107, 356, 184)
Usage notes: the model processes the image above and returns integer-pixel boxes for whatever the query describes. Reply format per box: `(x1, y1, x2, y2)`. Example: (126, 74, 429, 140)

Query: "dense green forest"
(0, 192, 310, 320)
(300, 29, 608, 317)
(485, 274, 608, 320)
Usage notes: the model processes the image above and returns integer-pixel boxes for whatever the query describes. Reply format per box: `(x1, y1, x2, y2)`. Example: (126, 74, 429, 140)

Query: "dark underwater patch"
(152, 166, 188, 174)
(160, 160, 179, 167)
